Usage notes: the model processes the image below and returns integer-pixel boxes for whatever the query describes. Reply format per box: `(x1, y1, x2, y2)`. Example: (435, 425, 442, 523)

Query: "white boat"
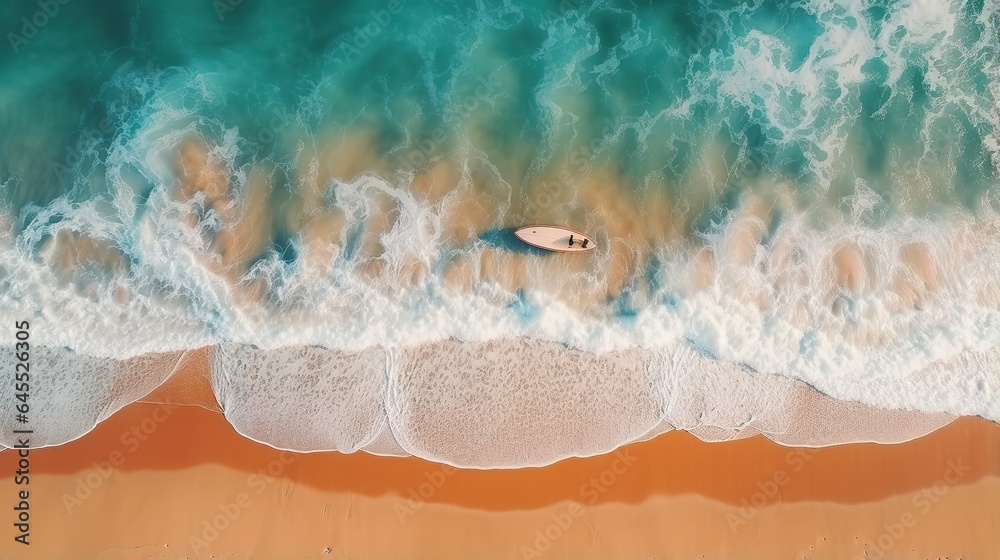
(514, 225, 596, 253)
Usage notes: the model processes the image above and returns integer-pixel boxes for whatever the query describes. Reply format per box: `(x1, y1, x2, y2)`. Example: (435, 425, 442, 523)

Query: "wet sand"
(0, 353, 998, 559)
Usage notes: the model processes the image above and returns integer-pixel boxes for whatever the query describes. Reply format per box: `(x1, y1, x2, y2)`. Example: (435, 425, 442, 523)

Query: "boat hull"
(513, 225, 596, 253)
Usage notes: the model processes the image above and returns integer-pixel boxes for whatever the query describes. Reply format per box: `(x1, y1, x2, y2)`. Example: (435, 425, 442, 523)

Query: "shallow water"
(0, 0, 998, 466)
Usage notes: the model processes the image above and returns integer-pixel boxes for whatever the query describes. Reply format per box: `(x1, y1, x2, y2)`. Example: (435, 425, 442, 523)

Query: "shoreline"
(4, 343, 964, 461)
(1, 348, 998, 558)
(1, 382, 997, 558)
(9, 402, 1000, 510)
(8, 400, 998, 508)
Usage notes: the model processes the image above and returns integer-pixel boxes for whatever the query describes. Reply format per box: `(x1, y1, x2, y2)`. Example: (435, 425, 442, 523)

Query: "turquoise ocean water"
(0, 0, 998, 466)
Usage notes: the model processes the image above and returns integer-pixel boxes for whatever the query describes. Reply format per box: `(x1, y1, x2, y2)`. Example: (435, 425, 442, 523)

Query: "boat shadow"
(479, 228, 550, 256)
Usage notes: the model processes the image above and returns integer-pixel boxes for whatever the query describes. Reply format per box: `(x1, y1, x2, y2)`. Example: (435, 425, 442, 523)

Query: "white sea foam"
(2, 165, 1000, 465)
(0, 348, 186, 449)
(0, 339, 961, 469)
(212, 343, 387, 453)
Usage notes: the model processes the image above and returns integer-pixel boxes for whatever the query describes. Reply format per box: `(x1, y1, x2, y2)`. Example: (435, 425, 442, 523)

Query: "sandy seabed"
(0, 351, 998, 560)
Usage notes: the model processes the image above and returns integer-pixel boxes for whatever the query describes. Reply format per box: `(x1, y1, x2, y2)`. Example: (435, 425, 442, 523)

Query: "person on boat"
(581, 238, 589, 248)
(569, 234, 575, 247)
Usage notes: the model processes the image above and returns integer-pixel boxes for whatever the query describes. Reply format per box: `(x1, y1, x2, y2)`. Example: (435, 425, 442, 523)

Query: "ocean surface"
(0, 0, 998, 467)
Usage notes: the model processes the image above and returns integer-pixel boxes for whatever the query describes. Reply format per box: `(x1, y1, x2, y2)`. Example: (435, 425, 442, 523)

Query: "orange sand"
(1, 351, 998, 559)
